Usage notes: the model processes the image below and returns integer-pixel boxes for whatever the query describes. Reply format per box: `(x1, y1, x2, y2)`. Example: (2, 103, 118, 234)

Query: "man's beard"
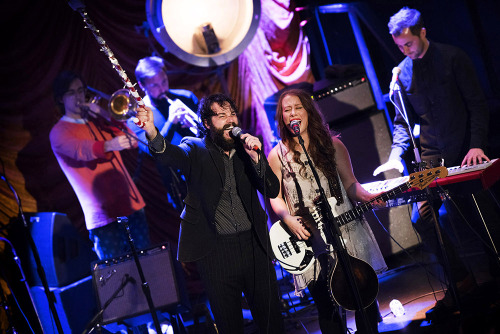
(211, 122, 237, 151)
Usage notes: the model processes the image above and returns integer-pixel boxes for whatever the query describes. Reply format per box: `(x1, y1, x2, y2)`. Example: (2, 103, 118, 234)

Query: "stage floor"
(277, 248, 500, 334)
(101, 245, 500, 334)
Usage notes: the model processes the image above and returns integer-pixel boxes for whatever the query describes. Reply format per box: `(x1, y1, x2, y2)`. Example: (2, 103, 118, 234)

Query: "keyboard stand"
(472, 189, 500, 264)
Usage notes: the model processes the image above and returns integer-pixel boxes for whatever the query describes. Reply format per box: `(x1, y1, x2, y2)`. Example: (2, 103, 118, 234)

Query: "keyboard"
(361, 159, 499, 207)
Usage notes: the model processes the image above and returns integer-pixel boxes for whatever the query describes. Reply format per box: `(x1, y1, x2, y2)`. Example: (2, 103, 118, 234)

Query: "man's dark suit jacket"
(150, 134, 280, 262)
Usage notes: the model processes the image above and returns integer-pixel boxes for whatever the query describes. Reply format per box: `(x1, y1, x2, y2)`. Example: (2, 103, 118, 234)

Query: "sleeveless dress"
(276, 141, 387, 295)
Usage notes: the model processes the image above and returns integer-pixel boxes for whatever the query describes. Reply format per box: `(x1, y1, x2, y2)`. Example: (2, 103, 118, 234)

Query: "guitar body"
(269, 221, 315, 274)
(328, 253, 379, 311)
(322, 197, 379, 311)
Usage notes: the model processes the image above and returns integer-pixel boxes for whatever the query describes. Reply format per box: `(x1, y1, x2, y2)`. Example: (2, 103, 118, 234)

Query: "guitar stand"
(297, 134, 374, 334)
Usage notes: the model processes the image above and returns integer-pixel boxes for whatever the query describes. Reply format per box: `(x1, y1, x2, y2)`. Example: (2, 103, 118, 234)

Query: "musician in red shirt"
(50, 71, 151, 260)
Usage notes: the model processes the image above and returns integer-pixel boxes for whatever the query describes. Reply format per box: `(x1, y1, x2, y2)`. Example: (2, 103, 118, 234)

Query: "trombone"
(87, 86, 138, 122)
(84, 86, 147, 146)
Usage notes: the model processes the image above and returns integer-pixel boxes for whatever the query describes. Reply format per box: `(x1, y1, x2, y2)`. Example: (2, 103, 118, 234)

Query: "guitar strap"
(278, 141, 344, 206)
(277, 141, 294, 214)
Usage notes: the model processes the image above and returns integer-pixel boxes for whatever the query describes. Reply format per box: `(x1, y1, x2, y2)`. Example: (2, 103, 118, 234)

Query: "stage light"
(146, 0, 261, 67)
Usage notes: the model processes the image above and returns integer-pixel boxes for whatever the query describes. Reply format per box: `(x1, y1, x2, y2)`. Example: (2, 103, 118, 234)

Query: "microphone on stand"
(125, 274, 136, 284)
(290, 120, 301, 135)
(231, 127, 260, 153)
(389, 67, 402, 96)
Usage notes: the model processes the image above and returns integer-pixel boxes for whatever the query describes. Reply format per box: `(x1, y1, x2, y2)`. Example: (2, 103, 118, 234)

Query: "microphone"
(389, 67, 401, 96)
(290, 120, 301, 135)
(125, 274, 136, 284)
(231, 127, 260, 153)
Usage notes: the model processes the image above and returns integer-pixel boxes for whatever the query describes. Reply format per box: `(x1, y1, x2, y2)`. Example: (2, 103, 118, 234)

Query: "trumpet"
(164, 98, 201, 136)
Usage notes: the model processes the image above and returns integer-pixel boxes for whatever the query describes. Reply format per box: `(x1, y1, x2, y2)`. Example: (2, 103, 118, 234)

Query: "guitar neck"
(335, 181, 412, 226)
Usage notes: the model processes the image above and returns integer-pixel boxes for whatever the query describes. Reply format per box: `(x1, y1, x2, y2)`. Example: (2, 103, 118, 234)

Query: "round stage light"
(146, 0, 261, 67)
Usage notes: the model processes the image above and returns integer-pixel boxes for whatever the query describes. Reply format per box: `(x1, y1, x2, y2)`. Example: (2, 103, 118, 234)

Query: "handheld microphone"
(389, 67, 401, 96)
(290, 120, 301, 135)
(231, 127, 260, 153)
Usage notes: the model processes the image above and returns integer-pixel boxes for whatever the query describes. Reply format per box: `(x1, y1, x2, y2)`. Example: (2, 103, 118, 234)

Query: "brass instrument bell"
(108, 89, 137, 121)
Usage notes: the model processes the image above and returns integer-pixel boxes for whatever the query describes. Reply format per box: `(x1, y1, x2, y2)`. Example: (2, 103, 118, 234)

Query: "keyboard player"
(373, 7, 500, 321)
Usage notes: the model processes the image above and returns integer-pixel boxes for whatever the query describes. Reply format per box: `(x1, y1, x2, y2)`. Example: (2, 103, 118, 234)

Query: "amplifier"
(8, 212, 97, 287)
(312, 76, 375, 123)
(30, 276, 97, 334)
(91, 243, 188, 324)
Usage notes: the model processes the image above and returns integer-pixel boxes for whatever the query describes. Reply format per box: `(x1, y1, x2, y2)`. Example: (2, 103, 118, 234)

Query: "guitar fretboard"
(334, 181, 411, 226)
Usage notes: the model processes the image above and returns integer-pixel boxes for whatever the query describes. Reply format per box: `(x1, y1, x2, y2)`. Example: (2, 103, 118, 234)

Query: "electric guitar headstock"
(407, 166, 448, 190)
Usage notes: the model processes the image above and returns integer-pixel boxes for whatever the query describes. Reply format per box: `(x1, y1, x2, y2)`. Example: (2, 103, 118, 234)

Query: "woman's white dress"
(276, 141, 387, 295)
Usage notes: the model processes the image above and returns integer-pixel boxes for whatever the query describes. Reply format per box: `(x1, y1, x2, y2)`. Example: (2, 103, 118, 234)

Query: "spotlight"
(146, 0, 261, 67)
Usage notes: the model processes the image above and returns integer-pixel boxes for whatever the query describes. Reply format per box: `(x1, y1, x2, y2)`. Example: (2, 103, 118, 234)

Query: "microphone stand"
(393, 81, 461, 312)
(296, 134, 373, 333)
(1, 236, 25, 334)
(0, 175, 62, 333)
(83, 274, 134, 334)
(117, 217, 162, 334)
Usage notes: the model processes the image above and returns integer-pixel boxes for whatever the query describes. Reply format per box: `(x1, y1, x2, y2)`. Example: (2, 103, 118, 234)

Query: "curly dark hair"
(276, 88, 343, 203)
(197, 93, 239, 135)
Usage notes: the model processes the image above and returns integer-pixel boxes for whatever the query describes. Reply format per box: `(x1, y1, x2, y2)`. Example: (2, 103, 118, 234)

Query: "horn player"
(127, 56, 201, 212)
(50, 70, 152, 261)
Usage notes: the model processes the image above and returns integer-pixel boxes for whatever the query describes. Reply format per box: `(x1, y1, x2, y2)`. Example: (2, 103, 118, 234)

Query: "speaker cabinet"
(9, 212, 98, 287)
(312, 76, 376, 123)
(30, 276, 97, 334)
(91, 243, 188, 324)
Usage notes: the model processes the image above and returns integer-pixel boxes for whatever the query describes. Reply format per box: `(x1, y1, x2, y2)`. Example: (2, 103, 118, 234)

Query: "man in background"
(128, 56, 201, 212)
(50, 70, 151, 261)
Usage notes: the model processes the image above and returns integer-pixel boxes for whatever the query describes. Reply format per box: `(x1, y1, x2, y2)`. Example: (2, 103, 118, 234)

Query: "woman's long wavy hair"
(276, 89, 343, 203)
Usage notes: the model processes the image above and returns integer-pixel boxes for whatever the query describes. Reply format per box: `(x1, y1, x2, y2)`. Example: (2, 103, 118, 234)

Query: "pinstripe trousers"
(196, 230, 285, 334)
